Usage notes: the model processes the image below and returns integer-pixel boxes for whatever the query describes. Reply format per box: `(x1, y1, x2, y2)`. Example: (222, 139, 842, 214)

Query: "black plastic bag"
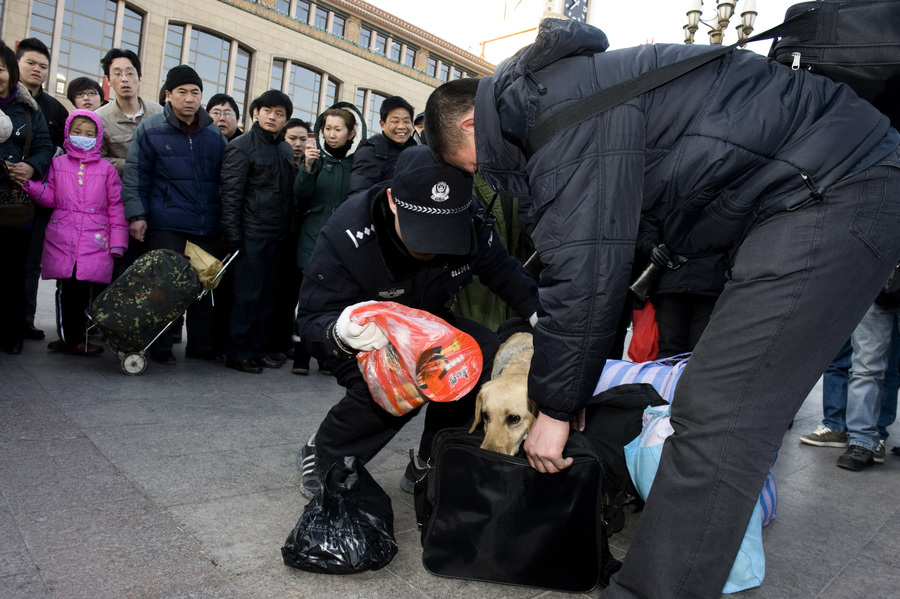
(282, 456, 398, 574)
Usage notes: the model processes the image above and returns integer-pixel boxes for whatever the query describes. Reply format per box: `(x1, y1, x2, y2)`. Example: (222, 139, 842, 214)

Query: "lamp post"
(684, 0, 757, 45)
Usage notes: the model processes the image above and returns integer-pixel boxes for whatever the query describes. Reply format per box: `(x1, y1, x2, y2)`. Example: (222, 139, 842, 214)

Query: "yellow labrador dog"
(470, 332, 539, 455)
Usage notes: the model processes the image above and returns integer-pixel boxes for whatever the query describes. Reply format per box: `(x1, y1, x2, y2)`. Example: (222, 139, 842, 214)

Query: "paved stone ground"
(1, 284, 899, 598)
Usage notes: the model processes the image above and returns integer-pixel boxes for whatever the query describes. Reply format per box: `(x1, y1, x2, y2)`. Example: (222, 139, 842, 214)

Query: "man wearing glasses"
(96, 48, 163, 178)
(206, 93, 243, 141)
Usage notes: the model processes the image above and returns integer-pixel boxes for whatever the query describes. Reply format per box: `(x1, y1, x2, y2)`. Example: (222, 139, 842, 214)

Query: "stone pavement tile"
(818, 558, 900, 597)
(0, 572, 51, 599)
(14, 499, 247, 599)
(0, 437, 140, 516)
(84, 418, 288, 462)
(0, 495, 38, 578)
(0, 392, 81, 441)
(858, 507, 900, 570)
(237, 560, 429, 599)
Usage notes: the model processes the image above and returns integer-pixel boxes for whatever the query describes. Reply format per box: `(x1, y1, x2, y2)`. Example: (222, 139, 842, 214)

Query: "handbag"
(416, 428, 621, 592)
(0, 108, 35, 228)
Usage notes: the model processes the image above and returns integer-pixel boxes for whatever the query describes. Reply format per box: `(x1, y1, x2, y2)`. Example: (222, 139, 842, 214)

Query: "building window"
(389, 41, 401, 62)
(451, 68, 463, 80)
(404, 47, 416, 68)
(332, 15, 345, 38)
(439, 63, 450, 82)
(427, 57, 437, 78)
(28, 0, 144, 96)
(271, 60, 337, 123)
(356, 90, 388, 135)
(373, 32, 387, 55)
(295, 0, 310, 24)
(164, 25, 251, 112)
(359, 26, 372, 49)
(275, 0, 290, 14)
(314, 6, 328, 30)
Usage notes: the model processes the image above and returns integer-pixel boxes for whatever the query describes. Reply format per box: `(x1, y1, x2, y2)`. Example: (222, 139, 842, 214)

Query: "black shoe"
(2, 341, 24, 355)
(185, 348, 224, 362)
(24, 324, 45, 340)
(399, 450, 429, 493)
(298, 434, 322, 500)
(837, 444, 874, 471)
(268, 351, 287, 362)
(226, 359, 263, 374)
(292, 355, 310, 375)
(150, 350, 177, 365)
(253, 355, 285, 369)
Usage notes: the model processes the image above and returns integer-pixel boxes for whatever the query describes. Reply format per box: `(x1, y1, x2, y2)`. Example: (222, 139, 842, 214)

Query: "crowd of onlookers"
(0, 37, 430, 376)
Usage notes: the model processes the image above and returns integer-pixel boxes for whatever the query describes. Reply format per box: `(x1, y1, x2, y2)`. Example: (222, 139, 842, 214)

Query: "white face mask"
(69, 135, 97, 151)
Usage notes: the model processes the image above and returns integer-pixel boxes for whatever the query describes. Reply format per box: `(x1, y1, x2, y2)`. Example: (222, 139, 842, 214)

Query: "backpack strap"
(523, 8, 821, 158)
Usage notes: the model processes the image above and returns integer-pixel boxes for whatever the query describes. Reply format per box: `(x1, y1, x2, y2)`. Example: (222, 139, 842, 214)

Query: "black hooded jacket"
(474, 18, 895, 420)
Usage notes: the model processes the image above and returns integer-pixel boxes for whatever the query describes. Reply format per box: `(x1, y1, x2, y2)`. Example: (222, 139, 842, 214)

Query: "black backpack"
(525, 1, 900, 156)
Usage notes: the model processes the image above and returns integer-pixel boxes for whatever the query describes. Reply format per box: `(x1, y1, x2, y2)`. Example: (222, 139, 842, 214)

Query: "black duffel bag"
(416, 428, 621, 593)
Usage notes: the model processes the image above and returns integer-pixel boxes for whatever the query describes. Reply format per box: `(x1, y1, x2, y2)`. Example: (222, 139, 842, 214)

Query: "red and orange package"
(349, 302, 483, 417)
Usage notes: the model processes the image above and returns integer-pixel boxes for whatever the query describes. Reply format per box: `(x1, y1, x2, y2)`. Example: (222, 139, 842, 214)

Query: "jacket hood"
(475, 18, 610, 197)
(313, 101, 367, 159)
(63, 109, 103, 160)
(13, 82, 39, 111)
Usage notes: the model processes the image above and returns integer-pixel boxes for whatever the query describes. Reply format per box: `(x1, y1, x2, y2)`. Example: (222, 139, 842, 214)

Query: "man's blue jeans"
(823, 328, 900, 440)
(846, 303, 900, 450)
(604, 153, 900, 599)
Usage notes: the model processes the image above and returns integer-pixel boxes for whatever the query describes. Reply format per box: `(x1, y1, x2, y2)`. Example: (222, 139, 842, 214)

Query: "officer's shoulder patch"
(343, 222, 376, 249)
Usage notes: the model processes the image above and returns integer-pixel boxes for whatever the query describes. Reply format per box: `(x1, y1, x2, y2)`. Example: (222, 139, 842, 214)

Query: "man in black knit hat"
(348, 95, 417, 194)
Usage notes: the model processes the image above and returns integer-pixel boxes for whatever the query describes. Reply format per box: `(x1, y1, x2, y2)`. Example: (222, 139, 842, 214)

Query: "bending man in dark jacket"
(424, 18, 900, 599)
(123, 65, 227, 365)
(219, 90, 297, 374)
(296, 145, 539, 499)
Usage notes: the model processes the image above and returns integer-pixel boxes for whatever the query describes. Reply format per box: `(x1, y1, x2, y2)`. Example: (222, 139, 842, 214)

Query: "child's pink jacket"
(24, 109, 128, 284)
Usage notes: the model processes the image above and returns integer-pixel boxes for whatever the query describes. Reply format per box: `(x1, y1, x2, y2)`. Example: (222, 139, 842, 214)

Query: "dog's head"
(470, 345, 538, 455)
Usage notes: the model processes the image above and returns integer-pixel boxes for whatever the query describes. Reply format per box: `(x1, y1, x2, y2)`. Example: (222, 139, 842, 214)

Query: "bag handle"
(523, 8, 821, 158)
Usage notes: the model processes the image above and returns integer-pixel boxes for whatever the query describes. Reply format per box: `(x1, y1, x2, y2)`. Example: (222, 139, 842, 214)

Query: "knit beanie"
(165, 65, 203, 92)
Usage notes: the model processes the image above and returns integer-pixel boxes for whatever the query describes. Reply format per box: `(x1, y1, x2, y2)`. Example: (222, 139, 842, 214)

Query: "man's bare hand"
(130, 219, 147, 242)
(524, 412, 573, 473)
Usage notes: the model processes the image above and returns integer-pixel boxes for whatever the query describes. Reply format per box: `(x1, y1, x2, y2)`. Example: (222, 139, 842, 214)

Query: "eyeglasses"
(210, 109, 235, 118)
(110, 70, 138, 80)
(75, 90, 100, 99)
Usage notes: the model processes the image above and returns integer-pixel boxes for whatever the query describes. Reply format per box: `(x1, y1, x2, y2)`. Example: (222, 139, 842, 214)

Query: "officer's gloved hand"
(650, 244, 672, 268)
(334, 301, 389, 352)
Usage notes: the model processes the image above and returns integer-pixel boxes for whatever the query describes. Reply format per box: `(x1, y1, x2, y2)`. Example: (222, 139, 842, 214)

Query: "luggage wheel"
(121, 352, 147, 376)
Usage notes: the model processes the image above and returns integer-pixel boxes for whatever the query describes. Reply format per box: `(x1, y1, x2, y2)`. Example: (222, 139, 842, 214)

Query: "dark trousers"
(652, 293, 718, 358)
(23, 206, 50, 326)
(227, 238, 280, 361)
(55, 270, 97, 345)
(314, 316, 500, 468)
(603, 153, 900, 598)
(266, 231, 302, 354)
(146, 230, 226, 354)
(0, 227, 32, 349)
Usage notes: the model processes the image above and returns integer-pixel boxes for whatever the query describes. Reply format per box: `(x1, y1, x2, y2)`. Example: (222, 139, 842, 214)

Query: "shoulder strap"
(523, 8, 821, 157)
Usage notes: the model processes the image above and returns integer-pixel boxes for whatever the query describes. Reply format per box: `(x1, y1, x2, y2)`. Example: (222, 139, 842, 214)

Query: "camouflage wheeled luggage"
(87, 248, 203, 375)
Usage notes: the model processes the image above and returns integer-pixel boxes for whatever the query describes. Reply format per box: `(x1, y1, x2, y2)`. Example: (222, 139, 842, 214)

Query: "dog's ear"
(527, 395, 540, 418)
(469, 390, 484, 433)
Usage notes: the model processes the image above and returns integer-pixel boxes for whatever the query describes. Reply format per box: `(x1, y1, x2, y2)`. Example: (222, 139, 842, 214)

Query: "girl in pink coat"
(23, 109, 128, 356)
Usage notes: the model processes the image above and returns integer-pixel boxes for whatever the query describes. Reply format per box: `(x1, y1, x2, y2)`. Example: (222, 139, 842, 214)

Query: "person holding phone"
(291, 102, 366, 375)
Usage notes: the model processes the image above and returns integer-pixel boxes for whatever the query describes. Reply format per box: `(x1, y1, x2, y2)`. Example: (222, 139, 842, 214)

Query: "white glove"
(335, 302, 389, 352)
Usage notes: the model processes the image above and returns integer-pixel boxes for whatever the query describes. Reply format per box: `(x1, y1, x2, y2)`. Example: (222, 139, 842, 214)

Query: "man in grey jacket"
(425, 18, 900, 599)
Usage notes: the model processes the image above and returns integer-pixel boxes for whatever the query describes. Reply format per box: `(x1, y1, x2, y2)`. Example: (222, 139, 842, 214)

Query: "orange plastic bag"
(350, 302, 483, 417)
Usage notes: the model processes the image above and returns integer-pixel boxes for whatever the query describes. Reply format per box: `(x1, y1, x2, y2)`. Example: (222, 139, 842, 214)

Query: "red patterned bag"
(351, 302, 483, 416)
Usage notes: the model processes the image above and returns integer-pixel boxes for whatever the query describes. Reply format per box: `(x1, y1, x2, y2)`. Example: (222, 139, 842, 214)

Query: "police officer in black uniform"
(295, 145, 539, 498)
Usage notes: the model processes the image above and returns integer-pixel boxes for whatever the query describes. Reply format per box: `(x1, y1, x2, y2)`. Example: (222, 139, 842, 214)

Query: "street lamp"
(684, 0, 757, 45)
